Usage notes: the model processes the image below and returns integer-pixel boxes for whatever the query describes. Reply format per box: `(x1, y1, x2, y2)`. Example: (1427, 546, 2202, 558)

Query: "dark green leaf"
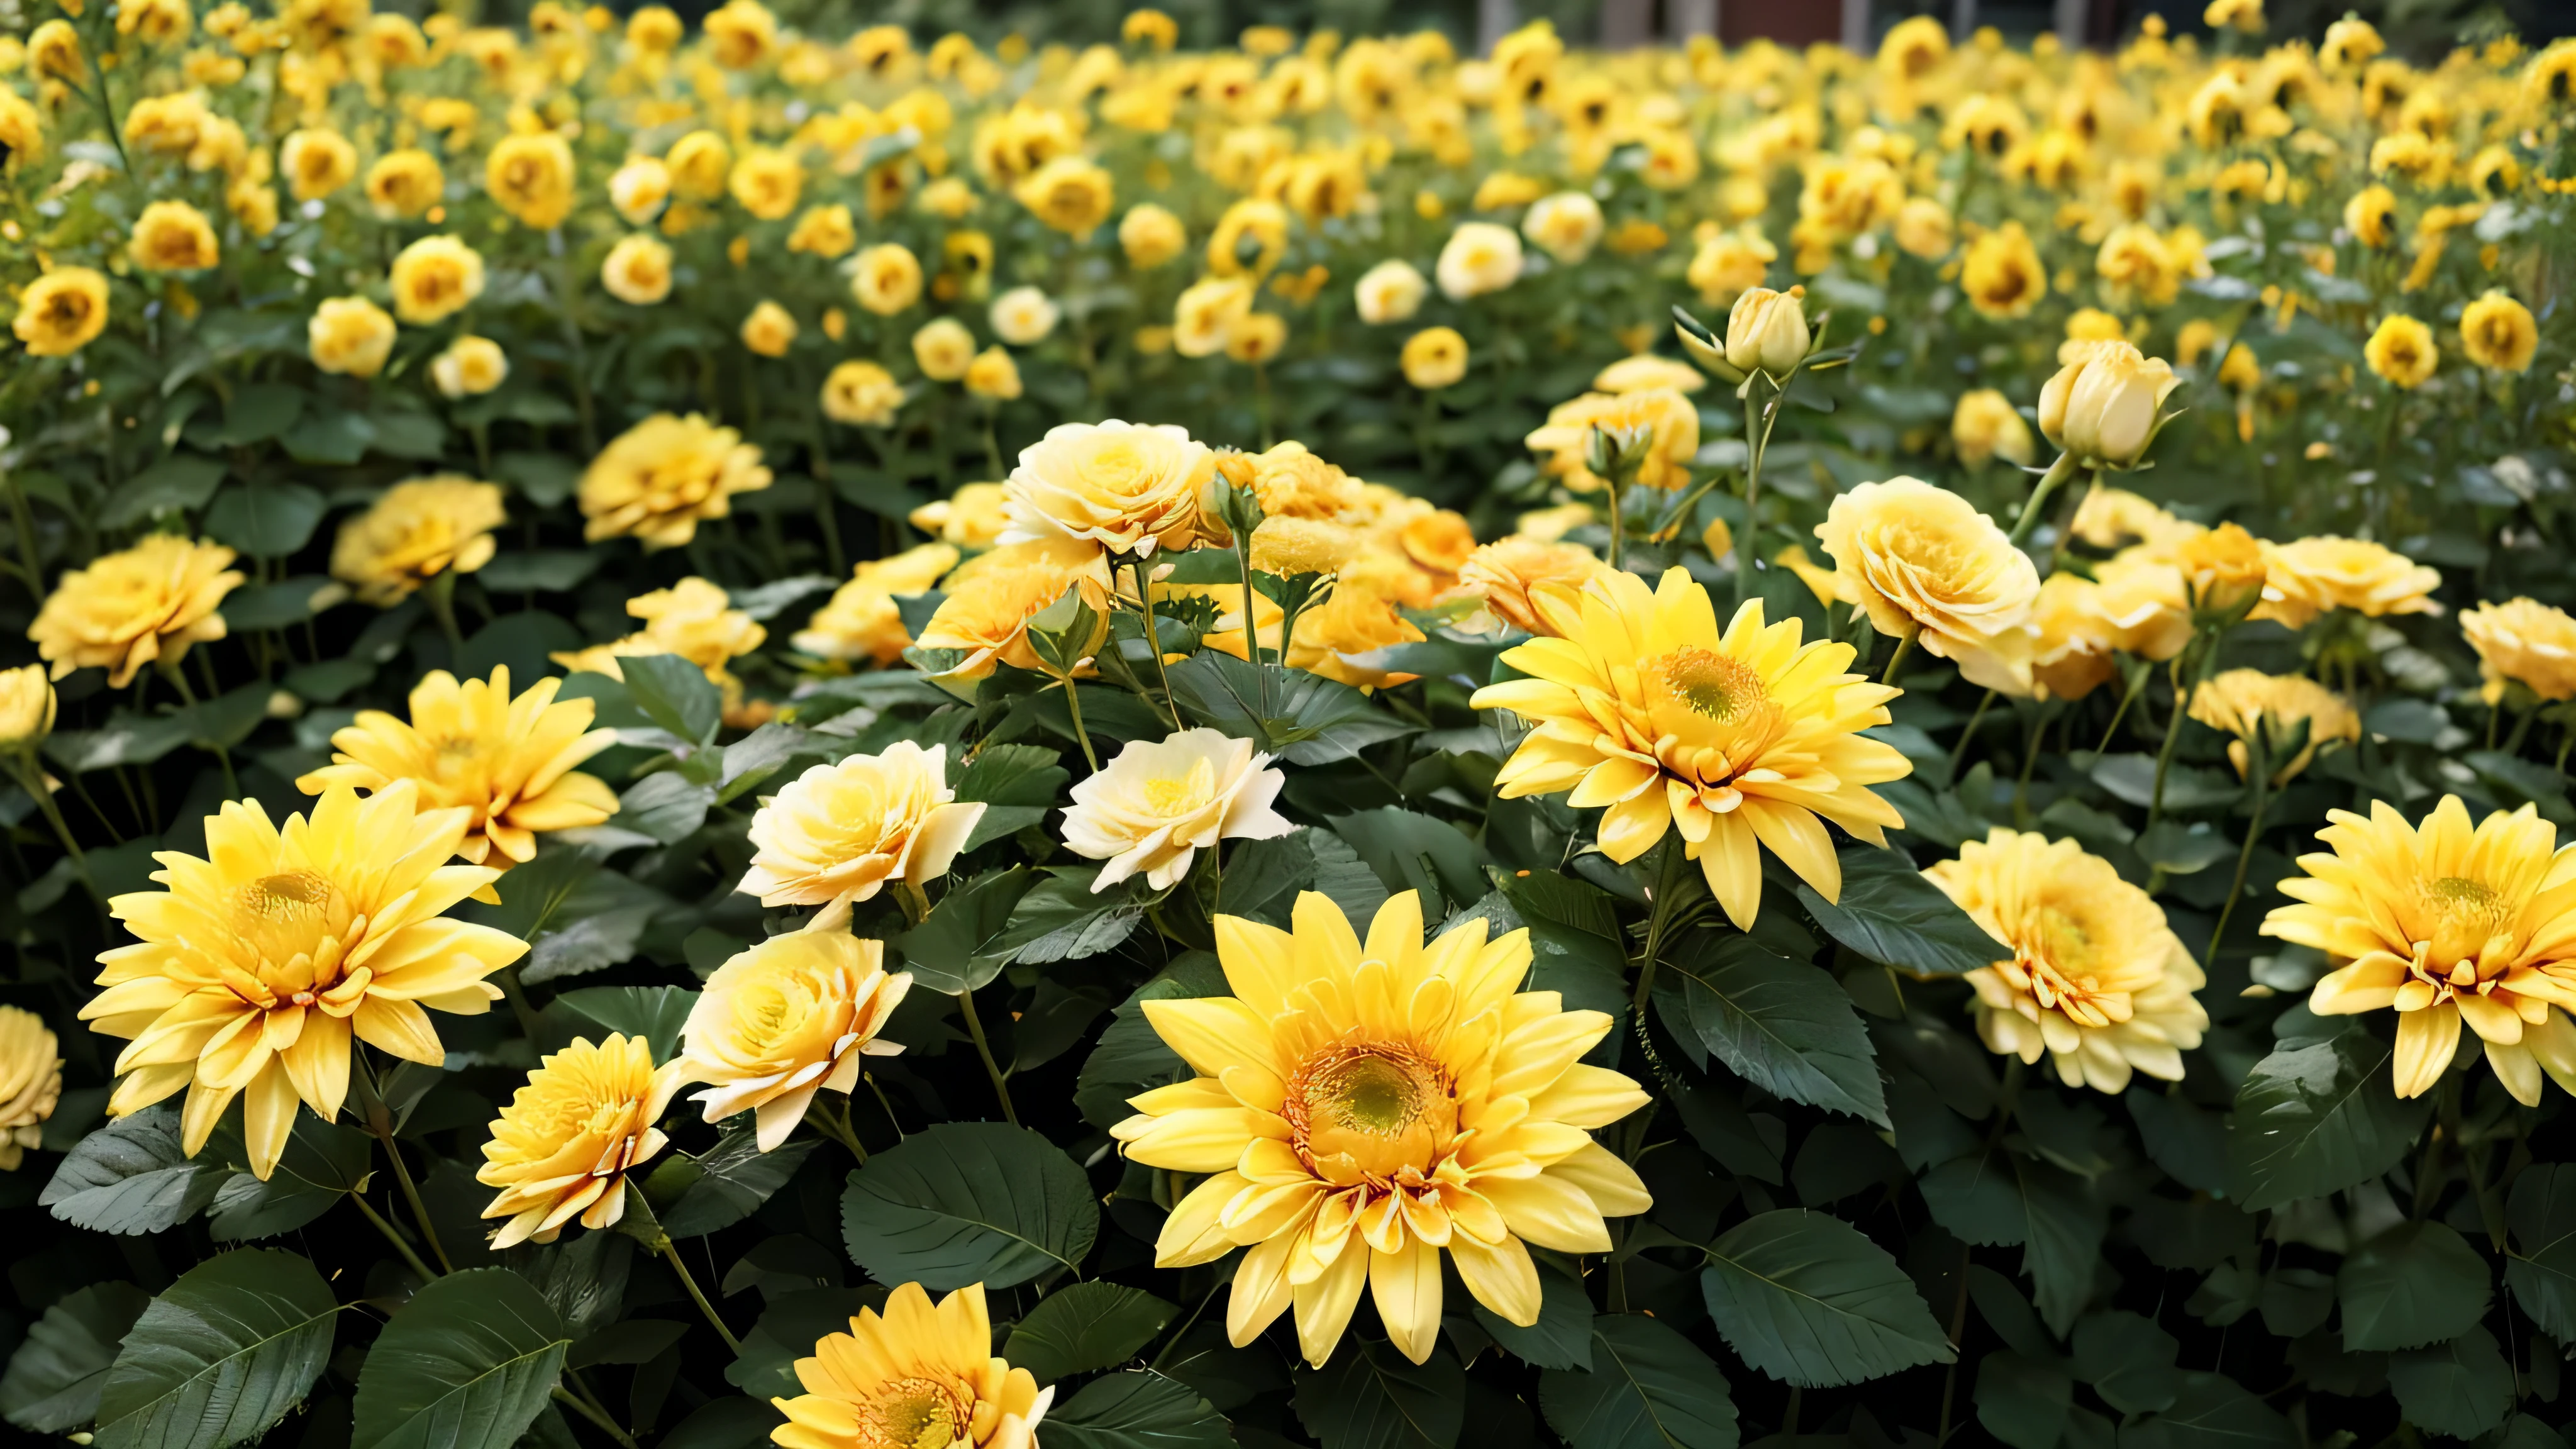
(207, 1119, 372, 1240)
(475, 550, 601, 594)
(2337, 1222, 2491, 1353)
(658, 1398, 784, 1449)
(622, 771, 717, 844)
(1002, 1284, 1175, 1384)
(2227, 1032, 2434, 1212)
(1329, 809, 1484, 915)
(96, 1249, 338, 1449)
(1794, 845, 1997, 977)
(1698, 1209, 1952, 1387)
(2506, 1162, 2576, 1340)
(2016, 1158, 2104, 1337)
(892, 868, 1037, 994)
(660, 1122, 819, 1240)
(1075, 955, 1226, 1130)
(104, 453, 226, 528)
(993, 872, 1144, 968)
(1046, 1372, 1234, 1449)
(2070, 1311, 2179, 1414)
(566, 1321, 687, 1370)
(2388, 1326, 2514, 1441)
(40, 1102, 226, 1235)
(725, 1289, 880, 1399)
(1295, 1340, 1463, 1449)
(1536, 1315, 1736, 1449)
(204, 481, 326, 558)
(1472, 1259, 1594, 1371)
(352, 1267, 570, 1449)
(2118, 1371, 2293, 1449)
(552, 986, 699, 1063)
(1653, 935, 1885, 1126)
(1972, 1352, 2069, 1449)
(619, 654, 723, 745)
(840, 1123, 1099, 1289)
(1, 1282, 152, 1431)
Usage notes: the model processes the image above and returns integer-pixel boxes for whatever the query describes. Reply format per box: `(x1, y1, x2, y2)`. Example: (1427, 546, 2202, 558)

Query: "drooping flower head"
(1928, 829, 2207, 1092)
(1115, 891, 1652, 1366)
(681, 932, 910, 1150)
(2268, 797, 2576, 1104)
(82, 784, 525, 1178)
(478, 1033, 682, 1247)
(740, 743, 987, 928)
(773, 1283, 1053, 1449)
(1471, 568, 1910, 928)
(1060, 728, 1295, 891)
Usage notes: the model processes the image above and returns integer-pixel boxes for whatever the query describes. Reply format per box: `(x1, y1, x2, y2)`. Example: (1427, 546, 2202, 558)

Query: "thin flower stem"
(2206, 774, 2272, 962)
(1880, 634, 1915, 687)
(1058, 680, 1100, 773)
(2006, 452, 2082, 548)
(552, 1385, 642, 1449)
(14, 756, 90, 877)
(352, 1059, 455, 1274)
(160, 664, 241, 799)
(2096, 665, 2150, 754)
(1604, 476, 1624, 571)
(348, 1187, 440, 1282)
(657, 1238, 744, 1354)
(803, 1095, 868, 1162)
(1629, 843, 1689, 1014)
(1948, 690, 1999, 774)
(1131, 558, 1184, 731)
(1736, 379, 1784, 606)
(423, 570, 465, 651)
(956, 987, 1021, 1127)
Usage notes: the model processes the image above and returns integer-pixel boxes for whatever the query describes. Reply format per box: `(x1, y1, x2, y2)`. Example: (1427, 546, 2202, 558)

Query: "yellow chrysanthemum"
(478, 1033, 681, 1247)
(2187, 669, 2359, 784)
(1114, 890, 1652, 1367)
(28, 533, 242, 687)
(2269, 797, 2576, 1105)
(680, 931, 911, 1150)
(0, 1005, 62, 1170)
(773, 1283, 1053, 1449)
(579, 413, 774, 550)
(1472, 569, 1910, 928)
(81, 784, 524, 1179)
(296, 666, 619, 868)
(329, 476, 506, 606)
(2463, 598, 2576, 704)
(792, 543, 960, 665)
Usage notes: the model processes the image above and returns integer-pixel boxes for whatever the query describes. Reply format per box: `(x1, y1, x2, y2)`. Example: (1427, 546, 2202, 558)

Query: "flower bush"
(3, 4, 2576, 1449)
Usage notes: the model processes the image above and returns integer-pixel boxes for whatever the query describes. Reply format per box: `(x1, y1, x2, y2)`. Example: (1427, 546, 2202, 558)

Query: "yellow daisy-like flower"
(1470, 569, 1910, 929)
(578, 413, 774, 550)
(773, 1282, 1053, 1449)
(28, 533, 242, 687)
(1928, 829, 2207, 1092)
(2268, 796, 2576, 1105)
(680, 931, 911, 1150)
(329, 476, 506, 606)
(296, 666, 619, 868)
(1114, 890, 1652, 1367)
(478, 1033, 682, 1247)
(80, 784, 525, 1179)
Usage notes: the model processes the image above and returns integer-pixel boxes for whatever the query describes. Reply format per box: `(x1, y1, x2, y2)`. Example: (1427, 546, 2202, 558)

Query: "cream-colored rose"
(913, 317, 976, 380)
(1353, 259, 1428, 325)
(1725, 286, 1810, 377)
(989, 286, 1060, 345)
(0, 1005, 62, 1169)
(0, 663, 56, 750)
(431, 335, 509, 398)
(1002, 419, 1213, 558)
(609, 156, 671, 224)
(1060, 728, 1294, 891)
(2088, 553, 2194, 662)
(2463, 598, 2576, 703)
(602, 234, 674, 306)
(740, 742, 987, 928)
(2255, 536, 2443, 629)
(1436, 220, 1523, 299)
(1817, 477, 2040, 692)
(1521, 191, 1603, 264)
(2038, 340, 2180, 469)
(681, 931, 911, 1150)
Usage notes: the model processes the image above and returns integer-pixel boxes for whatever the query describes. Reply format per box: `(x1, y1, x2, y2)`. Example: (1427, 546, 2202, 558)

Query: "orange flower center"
(1285, 1039, 1457, 1182)
(858, 1376, 970, 1449)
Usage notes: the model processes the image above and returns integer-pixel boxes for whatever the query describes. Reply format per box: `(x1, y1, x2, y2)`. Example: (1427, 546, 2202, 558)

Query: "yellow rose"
(431, 335, 509, 398)
(0, 1006, 60, 1169)
(1013, 155, 1114, 236)
(2461, 291, 2537, 374)
(1686, 228, 1776, 306)
(1353, 260, 1427, 325)
(14, 267, 109, 357)
(0, 91, 45, 173)
(609, 156, 671, 225)
(30, 534, 241, 687)
(2463, 598, 2576, 703)
(964, 345, 1021, 400)
(821, 360, 906, 426)
(1816, 476, 2040, 692)
(787, 203, 857, 258)
(2364, 313, 2437, 388)
(2344, 185, 2398, 248)
(1725, 285, 1810, 377)
(740, 743, 986, 926)
(791, 542, 958, 664)
(280, 126, 357, 200)
(601, 233, 673, 305)
(2038, 340, 2180, 469)
(728, 146, 802, 220)
(1118, 202, 1186, 268)
(1060, 728, 1294, 889)
(914, 537, 1114, 680)
(1449, 536, 1613, 636)
(2256, 536, 2442, 629)
(1951, 388, 2034, 467)
(308, 296, 396, 377)
(127, 200, 220, 274)
(0, 663, 57, 749)
(1521, 190, 1602, 264)
(2029, 572, 2118, 701)
(1222, 312, 1287, 364)
(2172, 521, 2269, 617)
(1523, 388, 1699, 492)
(485, 131, 576, 230)
(2189, 669, 2359, 784)
(912, 317, 975, 380)
(1002, 419, 1213, 557)
(665, 130, 730, 202)
(740, 299, 798, 358)
(850, 243, 924, 316)
(1401, 326, 1468, 389)
(681, 932, 912, 1149)
(1436, 220, 1523, 299)
(330, 476, 506, 606)
(579, 413, 773, 550)
(989, 286, 1058, 346)
(26, 19, 81, 80)
(909, 483, 1011, 548)
(389, 235, 486, 325)
(702, 0, 775, 69)
(1172, 275, 1254, 358)
(1894, 197, 1953, 258)
(365, 148, 444, 218)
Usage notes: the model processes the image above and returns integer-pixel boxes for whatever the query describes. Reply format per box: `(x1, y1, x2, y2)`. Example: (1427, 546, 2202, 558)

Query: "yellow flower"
(1013, 155, 1114, 236)
(329, 476, 505, 606)
(602, 233, 674, 305)
(2363, 314, 2440, 394)
(2256, 536, 2442, 629)
(1521, 191, 1602, 264)
(0, 1006, 60, 1169)
(2028, 573, 2117, 701)
(0, 91, 45, 173)
(1174, 276, 1255, 358)
(1928, 829, 2207, 1093)
(791, 543, 958, 665)
(741, 743, 986, 927)
(1353, 260, 1426, 324)
(2189, 669, 2358, 784)
(774, 1283, 1053, 1449)
(2070, 486, 2197, 552)
(579, 413, 772, 550)
(389, 235, 486, 325)
(128, 201, 220, 274)
(30, 534, 240, 687)
(702, 0, 776, 69)
(682, 932, 910, 1150)
(280, 126, 357, 200)
(2463, 598, 2576, 704)
(555, 578, 767, 705)
(1002, 420, 1212, 557)
(1450, 538, 1612, 636)
(914, 538, 1113, 682)
(13, 268, 108, 357)
(965, 345, 1022, 399)
(1594, 356, 1705, 395)
(665, 130, 731, 201)
(83, 784, 525, 1178)
(728, 147, 802, 220)
(609, 157, 672, 225)
(1894, 198, 1953, 258)
(2204, 0, 2262, 32)
(308, 296, 396, 378)
(2345, 185, 2398, 248)
(1124, 8, 1177, 48)
(913, 317, 977, 380)
(821, 360, 906, 426)
(1062, 729, 1293, 890)
(2038, 341, 2179, 469)
(0, 663, 56, 749)
(1472, 569, 1909, 928)
(365, 148, 444, 218)
(741, 300, 799, 358)
(1523, 389, 1699, 493)
(1685, 228, 1776, 307)
(1951, 388, 2033, 467)
(2087, 553, 2194, 663)
(1114, 889, 1651, 1365)
(1400, 326, 1467, 389)
(479, 1033, 680, 1246)
(2271, 796, 2576, 1104)
(1436, 221, 1523, 299)
(27, 19, 82, 80)
(989, 287, 1059, 346)
(1725, 286, 1809, 377)
(1960, 221, 2046, 319)
(850, 243, 924, 316)
(2462, 291, 2538, 374)
(1119, 203, 1187, 269)
(297, 665, 618, 869)
(1816, 477, 2040, 692)
(485, 131, 576, 230)
(431, 335, 509, 398)
(2172, 521, 2269, 616)
(785, 204, 857, 260)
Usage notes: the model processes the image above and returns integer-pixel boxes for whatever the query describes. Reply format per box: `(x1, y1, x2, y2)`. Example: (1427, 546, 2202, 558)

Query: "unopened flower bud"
(2038, 340, 2180, 469)
(1725, 285, 1810, 377)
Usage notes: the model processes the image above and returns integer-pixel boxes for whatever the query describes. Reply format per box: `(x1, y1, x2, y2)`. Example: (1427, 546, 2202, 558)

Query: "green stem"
(161, 663, 240, 800)
(1948, 689, 1999, 775)
(2206, 774, 2272, 962)
(352, 1058, 455, 1273)
(957, 987, 1020, 1127)
(1880, 633, 1914, 687)
(14, 755, 89, 876)
(1058, 680, 1100, 772)
(1604, 475, 1624, 571)
(424, 570, 464, 652)
(552, 1385, 642, 1449)
(2006, 452, 2082, 548)
(2096, 663, 2150, 753)
(1736, 379, 1781, 607)
(657, 1238, 743, 1353)
(2146, 635, 2224, 833)
(349, 1186, 440, 1282)
(1131, 558, 1184, 730)
(803, 1095, 868, 1161)
(1630, 843, 1688, 1014)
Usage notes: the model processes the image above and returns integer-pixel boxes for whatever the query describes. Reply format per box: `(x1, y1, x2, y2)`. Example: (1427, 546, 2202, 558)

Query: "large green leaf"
(2387, 1327, 2514, 1441)
(1075, 955, 1226, 1130)
(206, 1119, 372, 1241)
(1536, 1315, 1738, 1449)
(840, 1123, 1099, 1289)
(1792, 845, 1998, 977)
(552, 986, 700, 1066)
(94, 1249, 340, 1449)
(1697, 1209, 1953, 1387)
(1002, 1284, 1175, 1384)
(2506, 1162, 2576, 1340)
(1972, 1352, 2070, 1449)
(2116, 1372, 2293, 1449)
(352, 1267, 571, 1449)
(619, 653, 723, 745)
(1653, 934, 1886, 1126)
(2070, 1311, 2179, 1415)
(2226, 1031, 2433, 1212)
(2336, 1221, 2492, 1352)
(892, 867, 1036, 994)
(1294, 1340, 1463, 1449)
(656, 1121, 819, 1239)
(1045, 1372, 1233, 1449)
(1, 1282, 152, 1431)
(955, 743, 1070, 849)
(40, 1103, 226, 1236)
(1471, 1258, 1594, 1371)
(2014, 1157, 2105, 1337)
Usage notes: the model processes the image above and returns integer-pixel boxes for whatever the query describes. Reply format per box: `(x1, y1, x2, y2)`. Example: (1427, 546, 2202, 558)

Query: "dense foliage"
(4, 5, 2576, 1449)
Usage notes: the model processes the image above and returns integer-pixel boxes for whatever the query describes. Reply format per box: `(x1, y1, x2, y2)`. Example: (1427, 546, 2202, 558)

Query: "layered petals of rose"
(1469, 567, 1910, 929)
(1112, 890, 1652, 1367)
(2268, 794, 2576, 1105)
(739, 742, 987, 930)
(478, 1032, 683, 1248)
(1060, 728, 1296, 891)
(681, 931, 911, 1150)
(81, 782, 525, 1179)
(774, 1282, 1054, 1449)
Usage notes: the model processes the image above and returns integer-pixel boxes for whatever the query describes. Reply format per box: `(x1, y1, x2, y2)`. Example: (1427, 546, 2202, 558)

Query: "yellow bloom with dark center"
(2462, 291, 2538, 374)
(280, 126, 356, 200)
(773, 1283, 1053, 1449)
(2270, 796, 2576, 1104)
(1960, 221, 2046, 319)
(329, 476, 504, 606)
(365, 148, 445, 218)
(2365, 313, 2436, 388)
(485, 131, 576, 230)
(821, 360, 906, 426)
(1929, 829, 2206, 1092)
(298, 665, 618, 867)
(1472, 569, 1909, 928)
(389, 235, 486, 325)
(128, 201, 220, 274)
(308, 296, 396, 377)
(0, 91, 45, 172)
(578, 413, 773, 550)
(2189, 669, 2359, 783)
(1013, 155, 1114, 237)
(30, 533, 240, 687)
(0, 1006, 61, 1169)
(703, 0, 777, 69)
(478, 1033, 680, 1246)
(1399, 326, 1466, 389)
(2462, 599, 2576, 704)
(82, 784, 524, 1179)
(431, 335, 509, 398)
(684, 932, 911, 1151)
(2344, 185, 2397, 248)
(1118, 890, 1648, 1365)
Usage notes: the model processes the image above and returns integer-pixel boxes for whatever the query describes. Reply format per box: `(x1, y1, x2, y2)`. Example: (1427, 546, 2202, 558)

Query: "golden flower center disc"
(2416, 874, 2511, 973)
(860, 1377, 969, 1449)
(1646, 647, 1783, 787)
(1287, 1041, 1457, 1181)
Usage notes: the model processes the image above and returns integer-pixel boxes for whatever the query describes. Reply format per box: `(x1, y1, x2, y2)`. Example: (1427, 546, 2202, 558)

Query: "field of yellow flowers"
(1, 1, 2575, 1446)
